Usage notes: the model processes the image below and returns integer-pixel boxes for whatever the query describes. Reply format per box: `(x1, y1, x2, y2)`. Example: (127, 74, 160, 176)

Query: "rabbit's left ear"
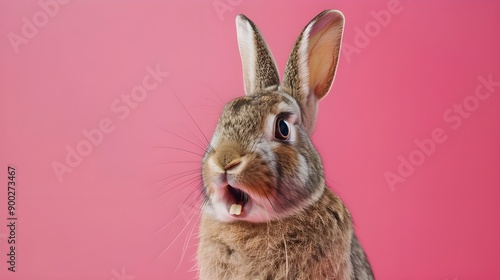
(282, 10, 345, 134)
(236, 14, 280, 96)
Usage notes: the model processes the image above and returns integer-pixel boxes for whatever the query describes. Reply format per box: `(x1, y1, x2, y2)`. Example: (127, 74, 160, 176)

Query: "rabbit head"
(202, 10, 345, 223)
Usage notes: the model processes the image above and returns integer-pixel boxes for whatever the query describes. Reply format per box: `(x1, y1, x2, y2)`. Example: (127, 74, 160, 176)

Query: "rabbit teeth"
(229, 204, 243, 215)
(227, 185, 248, 216)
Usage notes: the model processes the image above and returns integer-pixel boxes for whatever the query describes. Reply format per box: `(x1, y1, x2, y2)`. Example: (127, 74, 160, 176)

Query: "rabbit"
(197, 10, 374, 280)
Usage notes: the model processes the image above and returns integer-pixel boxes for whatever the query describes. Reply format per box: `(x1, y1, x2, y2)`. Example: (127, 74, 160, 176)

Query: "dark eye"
(275, 117, 290, 141)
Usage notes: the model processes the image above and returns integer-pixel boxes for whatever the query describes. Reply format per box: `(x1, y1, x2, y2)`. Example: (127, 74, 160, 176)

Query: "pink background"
(1, 0, 499, 279)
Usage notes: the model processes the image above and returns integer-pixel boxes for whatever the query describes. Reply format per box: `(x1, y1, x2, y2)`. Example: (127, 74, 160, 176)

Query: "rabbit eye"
(275, 117, 290, 141)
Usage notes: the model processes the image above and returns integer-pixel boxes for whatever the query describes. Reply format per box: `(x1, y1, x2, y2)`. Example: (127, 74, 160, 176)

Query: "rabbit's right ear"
(282, 10, 345, 135)
(236, 15, 280, 96)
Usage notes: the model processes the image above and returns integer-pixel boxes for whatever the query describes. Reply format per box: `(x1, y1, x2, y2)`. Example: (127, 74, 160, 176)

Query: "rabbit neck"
(197, 187, 354, 279)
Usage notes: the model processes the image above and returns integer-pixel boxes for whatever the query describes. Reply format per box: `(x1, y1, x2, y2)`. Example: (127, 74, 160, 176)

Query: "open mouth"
(227, 185, 249, 216)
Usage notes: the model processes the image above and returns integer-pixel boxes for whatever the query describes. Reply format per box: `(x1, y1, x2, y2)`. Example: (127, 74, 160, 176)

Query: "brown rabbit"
(197, 10, 374, 280)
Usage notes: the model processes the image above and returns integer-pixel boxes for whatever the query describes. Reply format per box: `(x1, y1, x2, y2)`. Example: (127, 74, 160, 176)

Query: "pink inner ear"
(309, 12, 343, 38)
(307, 11, 344, 100)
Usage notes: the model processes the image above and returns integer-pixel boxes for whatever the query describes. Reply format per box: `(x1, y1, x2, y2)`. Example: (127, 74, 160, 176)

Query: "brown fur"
(198, 188, 355, 280)
(197, 10, 374, 280)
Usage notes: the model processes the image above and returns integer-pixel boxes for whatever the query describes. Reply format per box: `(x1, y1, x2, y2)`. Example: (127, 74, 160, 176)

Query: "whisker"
(153, 168, 199, 183)
(157, 187, 200, 224)
(183, 127, 210, 154)
(155, 210, 197, 261)
(177, 185, 204, 212)
(175, 216, 199, 272)
(151, 146, 205, 157)
(156, 175, 202, 198)
(154, 185, 204, 235)
(152, 169, 200, 191)
(204, 84, 226, 105)
(158, 127, 207, 153)
(264, 191, 278, 213)
(172, 92, 211, 146)
(199, 196, 210, 214)
(157, 192, 201, 232)
(155, 211, 182, 235)
(157, 161, 200, 165)
(189, 102, 222, 111)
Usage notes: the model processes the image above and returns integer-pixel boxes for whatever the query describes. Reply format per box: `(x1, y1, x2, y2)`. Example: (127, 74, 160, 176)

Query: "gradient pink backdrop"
(1, 0, 499, 279)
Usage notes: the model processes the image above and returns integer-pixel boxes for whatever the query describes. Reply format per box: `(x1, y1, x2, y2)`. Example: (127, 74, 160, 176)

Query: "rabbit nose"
(224, 159, 242, 171)
(215, 142, 244, 171)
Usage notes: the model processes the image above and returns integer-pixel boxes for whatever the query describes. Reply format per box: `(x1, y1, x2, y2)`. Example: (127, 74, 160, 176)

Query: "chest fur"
(197, 192, 354, 279)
